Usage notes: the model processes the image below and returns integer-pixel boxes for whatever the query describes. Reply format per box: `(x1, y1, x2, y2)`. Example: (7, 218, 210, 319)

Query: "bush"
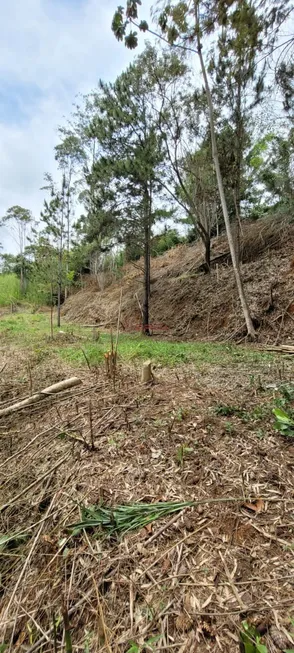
(0, 274, 21, 306)
(151, 229, 184, 256)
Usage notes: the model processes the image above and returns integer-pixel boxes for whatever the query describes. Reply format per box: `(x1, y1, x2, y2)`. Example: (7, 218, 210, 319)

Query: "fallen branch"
(0, 377, 82, 418)
(261, 344, 294, 355)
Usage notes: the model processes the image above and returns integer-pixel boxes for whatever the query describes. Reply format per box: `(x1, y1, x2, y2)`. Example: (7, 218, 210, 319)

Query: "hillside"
(64, 217, 294, 343)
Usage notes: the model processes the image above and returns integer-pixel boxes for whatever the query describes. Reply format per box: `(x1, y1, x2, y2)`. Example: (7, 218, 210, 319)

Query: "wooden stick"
(0, 377, 82, 417)
(115, 288, 123, 355)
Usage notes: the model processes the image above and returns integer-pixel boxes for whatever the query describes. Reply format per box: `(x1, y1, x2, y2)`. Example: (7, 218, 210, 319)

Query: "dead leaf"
(201, 593, 213, 609)
(162, 557, 171, 572)
(184, 592, 201, 612)
(243, 498, 265, 513)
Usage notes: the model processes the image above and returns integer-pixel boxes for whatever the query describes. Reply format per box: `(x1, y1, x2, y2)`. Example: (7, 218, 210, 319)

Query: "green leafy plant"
(69, 500, 195, 537)
(0, 531, 29, 551)
(273, 407, 294, 437)
(214, 403, 243, 417)
(127, 644, 140, 653)
(240, 621, 268, 652)
(127, 635, 160, 653)
(225, 421, 235, 434)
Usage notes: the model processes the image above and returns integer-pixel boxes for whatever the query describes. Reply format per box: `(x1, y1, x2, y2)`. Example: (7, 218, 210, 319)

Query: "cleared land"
(0, 313, 294, 652)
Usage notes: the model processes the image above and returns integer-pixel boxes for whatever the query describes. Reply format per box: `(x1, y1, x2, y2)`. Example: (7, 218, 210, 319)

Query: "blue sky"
(0, 0, 153, 252)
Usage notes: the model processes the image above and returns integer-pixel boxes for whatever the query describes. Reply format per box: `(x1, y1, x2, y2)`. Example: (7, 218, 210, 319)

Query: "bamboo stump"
(141, 359, 153, 384)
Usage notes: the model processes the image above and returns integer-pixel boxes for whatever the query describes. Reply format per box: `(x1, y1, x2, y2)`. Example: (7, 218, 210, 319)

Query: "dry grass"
(63, 217, 294, 344)
(1, 337, 294, 652)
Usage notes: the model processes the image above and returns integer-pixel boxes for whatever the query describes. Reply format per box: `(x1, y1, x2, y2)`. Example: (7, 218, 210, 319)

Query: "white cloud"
(0, 0, 153, 252)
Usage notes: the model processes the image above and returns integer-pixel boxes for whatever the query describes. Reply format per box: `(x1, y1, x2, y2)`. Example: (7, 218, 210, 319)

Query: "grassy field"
(0, 311, 275, 370)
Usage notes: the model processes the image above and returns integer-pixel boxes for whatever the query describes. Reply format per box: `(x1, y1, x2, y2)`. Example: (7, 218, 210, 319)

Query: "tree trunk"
(233, 80, 243, 265)
(194, 2, 255, 338)
(204, 234, 211, 272)
(57, 248, 62, 328)
(57, 283, 61, 328)
(20, 262, 25, 295)
(142, 185, 151, 335)
(142, 214, 150, 335)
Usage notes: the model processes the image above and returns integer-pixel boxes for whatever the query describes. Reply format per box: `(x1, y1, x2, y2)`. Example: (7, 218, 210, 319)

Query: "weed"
(255, 428, 266, 439)
(225, 421, 235, 434)
(83, 630, 93, 653)
(273, 407, 294, 437)
(215, 404, 242, 417)
(127, 635, 161, 652)
(176, 445, 193, 466)
(176, 407, 187, 421)
(240, 620, 268, 652)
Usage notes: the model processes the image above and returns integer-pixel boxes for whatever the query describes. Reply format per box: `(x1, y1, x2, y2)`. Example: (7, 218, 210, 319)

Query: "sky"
(0, 0, 153, 252)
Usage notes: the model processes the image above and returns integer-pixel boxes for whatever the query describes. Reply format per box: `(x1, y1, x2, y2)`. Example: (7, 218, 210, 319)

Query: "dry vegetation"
(64, 217, 294, 343)
(1, 312, 294, 652)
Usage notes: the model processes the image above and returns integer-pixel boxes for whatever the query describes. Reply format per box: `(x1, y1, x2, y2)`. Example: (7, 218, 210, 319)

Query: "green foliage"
(0, 531, 29, 551)
(151, 229, 183, 256)
(0, 274, 21, 305)
(176, 444, 193, 466)
(126, 635, 160, 653)
(240, 620, 268, 652)
(69, 500, 195, 537)
(214, 403, 242, 417)
(273, 407, 294, 437)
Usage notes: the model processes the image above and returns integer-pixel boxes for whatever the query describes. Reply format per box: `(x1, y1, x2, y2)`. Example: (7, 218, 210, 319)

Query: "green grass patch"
(0, 274, 21, 306)
(0, 312, 275, 369)
(57, 333, 274, 369)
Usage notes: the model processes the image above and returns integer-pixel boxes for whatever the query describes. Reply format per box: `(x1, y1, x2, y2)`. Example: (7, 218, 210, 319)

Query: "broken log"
(0, 377, 82, 418)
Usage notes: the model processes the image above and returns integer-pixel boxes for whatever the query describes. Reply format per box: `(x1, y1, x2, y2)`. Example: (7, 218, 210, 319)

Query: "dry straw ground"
(0, 320, 294, 652)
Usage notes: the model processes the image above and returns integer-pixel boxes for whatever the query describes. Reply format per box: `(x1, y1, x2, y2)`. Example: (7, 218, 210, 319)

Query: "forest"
(1, 2, 294, 653)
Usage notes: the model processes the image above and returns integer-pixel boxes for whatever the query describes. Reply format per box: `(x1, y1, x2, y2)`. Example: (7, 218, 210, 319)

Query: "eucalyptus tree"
(0, 205, 33, 293)
(40, 174, 68, 326)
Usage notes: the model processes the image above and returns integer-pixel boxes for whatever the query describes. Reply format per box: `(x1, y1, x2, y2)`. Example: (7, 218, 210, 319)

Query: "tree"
(40, 175, 68, 327)
(24, 236, 60, 307)
(81, 50, 170, 333)
(54, 135, 84, 299)
(0, 206, 33, 293)
(112, 0, 256, 337)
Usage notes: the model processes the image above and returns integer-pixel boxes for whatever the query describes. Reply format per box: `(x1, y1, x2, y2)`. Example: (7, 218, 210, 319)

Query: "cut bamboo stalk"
(141, 360, 153, 384)
(0, 377, 82, 417)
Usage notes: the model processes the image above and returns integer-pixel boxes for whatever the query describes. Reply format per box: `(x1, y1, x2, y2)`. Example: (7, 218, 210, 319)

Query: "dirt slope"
(64, 217, 294, 342)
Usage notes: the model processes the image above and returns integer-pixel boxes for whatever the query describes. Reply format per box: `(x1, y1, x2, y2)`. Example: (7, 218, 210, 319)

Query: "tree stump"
(141, 359, 153, 384)
(104, 351, 117, 378)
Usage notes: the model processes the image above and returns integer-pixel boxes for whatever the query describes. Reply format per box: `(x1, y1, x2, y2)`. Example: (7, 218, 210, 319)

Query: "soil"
(1, 341, 294, 652)
(63, 216, 294, 343)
